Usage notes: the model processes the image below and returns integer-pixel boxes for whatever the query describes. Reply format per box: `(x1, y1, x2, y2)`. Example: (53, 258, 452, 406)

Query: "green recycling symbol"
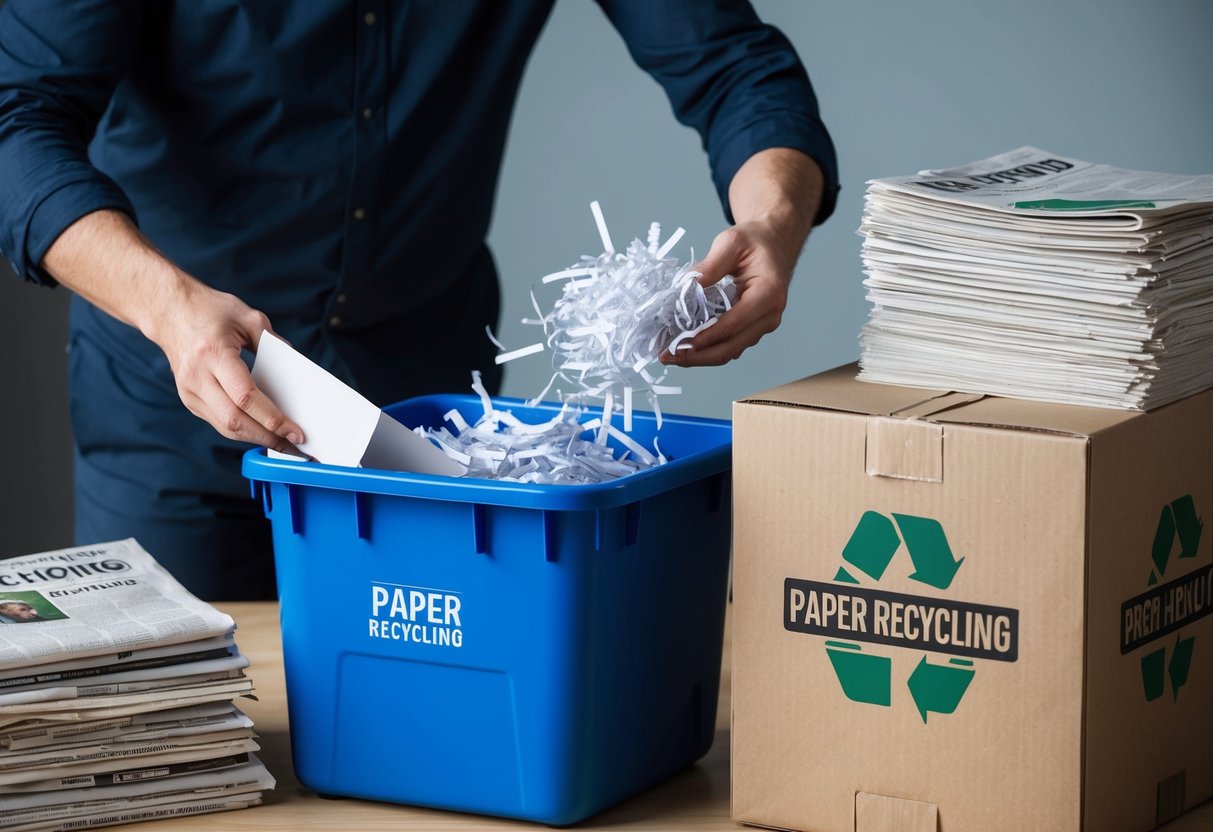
(825, 511, 974, 723)
(1140, 495, 1203, 702)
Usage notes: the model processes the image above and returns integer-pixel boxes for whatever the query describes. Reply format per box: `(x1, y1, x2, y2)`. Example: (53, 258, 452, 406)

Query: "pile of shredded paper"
(420, 201, 735, 484)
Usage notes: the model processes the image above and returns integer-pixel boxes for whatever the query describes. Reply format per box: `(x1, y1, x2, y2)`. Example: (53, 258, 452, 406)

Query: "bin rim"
(242, 393, 731, 511)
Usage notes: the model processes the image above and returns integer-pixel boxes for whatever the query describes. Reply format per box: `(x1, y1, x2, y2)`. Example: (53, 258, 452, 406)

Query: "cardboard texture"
(732, 365, 1213, 832)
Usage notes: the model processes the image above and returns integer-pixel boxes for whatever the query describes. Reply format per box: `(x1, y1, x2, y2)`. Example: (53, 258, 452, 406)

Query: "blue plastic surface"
(242, 394, 733, 824)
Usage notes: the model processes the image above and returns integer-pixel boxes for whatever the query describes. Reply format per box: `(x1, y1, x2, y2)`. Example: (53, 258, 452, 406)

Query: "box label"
(783, 510, 1019, 723)
(1121, 495, 1205, 701)
(368, 581, 464, 648)
(785, 580, 1018, 661)
(1121, 565, 1213, 655)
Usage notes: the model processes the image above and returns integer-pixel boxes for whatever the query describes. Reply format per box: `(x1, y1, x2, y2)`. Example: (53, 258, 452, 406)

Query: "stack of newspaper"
(0, 539, 273, 831)
(858, 147, 1213, 409)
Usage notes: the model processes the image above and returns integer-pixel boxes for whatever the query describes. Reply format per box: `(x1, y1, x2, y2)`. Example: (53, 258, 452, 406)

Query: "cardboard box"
(731, 365, 1213, 832)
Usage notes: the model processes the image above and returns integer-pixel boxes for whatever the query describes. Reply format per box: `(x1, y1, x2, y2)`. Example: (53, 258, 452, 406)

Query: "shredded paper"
(425, 202, 736, 484)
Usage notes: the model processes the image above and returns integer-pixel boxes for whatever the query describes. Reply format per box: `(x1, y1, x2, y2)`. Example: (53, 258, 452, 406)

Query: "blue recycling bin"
(243, 394, 732, 824)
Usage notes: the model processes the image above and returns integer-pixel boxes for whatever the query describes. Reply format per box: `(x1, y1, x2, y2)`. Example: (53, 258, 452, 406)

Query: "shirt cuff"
(20, 177, 136, 287)
(710, 114, 840, 228)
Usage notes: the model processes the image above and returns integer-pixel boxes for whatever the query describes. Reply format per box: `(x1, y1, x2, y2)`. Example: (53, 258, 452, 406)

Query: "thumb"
(692, 227, 745, 288)
(241, 310, 281, 352)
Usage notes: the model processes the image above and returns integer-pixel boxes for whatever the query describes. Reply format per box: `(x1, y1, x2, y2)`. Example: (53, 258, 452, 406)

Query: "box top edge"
(736, 363, 1158, 438)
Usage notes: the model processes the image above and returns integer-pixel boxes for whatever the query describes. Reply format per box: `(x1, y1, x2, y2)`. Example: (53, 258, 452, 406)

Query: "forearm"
(727, 147, 825, 265)
(41, 208, 303, 451)
(41, 209, 198, 345)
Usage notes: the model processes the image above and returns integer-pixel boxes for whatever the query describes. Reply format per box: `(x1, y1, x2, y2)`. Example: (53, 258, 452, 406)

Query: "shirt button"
(336, 293, 348, 304)
(353, 208, 366, 221)
(329, 316, 343, 327)
(362, 107, 373, 120)
(364, 12, 377, 25)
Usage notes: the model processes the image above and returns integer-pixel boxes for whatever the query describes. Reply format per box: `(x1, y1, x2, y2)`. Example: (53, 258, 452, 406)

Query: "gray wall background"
(2, 0, 1212, 557)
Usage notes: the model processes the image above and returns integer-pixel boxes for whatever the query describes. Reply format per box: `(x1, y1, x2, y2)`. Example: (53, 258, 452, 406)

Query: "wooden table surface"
(136, 602, 1213, 832)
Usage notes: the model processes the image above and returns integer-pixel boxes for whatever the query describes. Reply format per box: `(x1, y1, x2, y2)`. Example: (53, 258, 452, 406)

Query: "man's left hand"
(661, 220, 796, 366)
(660, 147, 824, 367)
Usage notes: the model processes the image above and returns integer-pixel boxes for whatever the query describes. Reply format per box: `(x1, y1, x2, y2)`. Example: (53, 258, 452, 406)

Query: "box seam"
(1080, 436, 1092, 832)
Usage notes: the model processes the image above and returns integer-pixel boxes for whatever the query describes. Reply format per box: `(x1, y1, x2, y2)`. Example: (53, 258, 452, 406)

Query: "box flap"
(741, 364, 951, 417)
(929, 395, 1139, 437)
(741, 363, 1143, 438)
(855, 792, 938, 832)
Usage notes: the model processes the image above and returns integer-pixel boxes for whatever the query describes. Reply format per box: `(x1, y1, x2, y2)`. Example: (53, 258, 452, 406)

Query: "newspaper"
(1, 793, 262, 832)
(0, 737, 261, 787)
(0, 728, 256, 774)
(0, 675, 254, 713)
(0, 756, 273, 823)
(0, 684, 254, 732)
(857, 147, 1213, 410)
(0, 540, 234, 672)
(0, 655, 249, 702)
(0, 636, 236, 690)
(0, 539, 272, 828)
(867, 146, 1213, 226)
(1, 703, 249, 751)
(0, 751, 254, 793)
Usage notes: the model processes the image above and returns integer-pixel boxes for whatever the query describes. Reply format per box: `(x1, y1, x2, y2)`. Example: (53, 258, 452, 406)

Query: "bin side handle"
(472, 504, 489, 556)
(543, 511, 558, 562)
(287, 484, 303, 535)
(250, 480, 274, 517)
(354, 492, 371, 541)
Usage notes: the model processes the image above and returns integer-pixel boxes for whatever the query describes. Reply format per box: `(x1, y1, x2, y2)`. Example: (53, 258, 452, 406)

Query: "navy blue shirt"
(0, 0, 837, 406)
(0, 0, 839, 598)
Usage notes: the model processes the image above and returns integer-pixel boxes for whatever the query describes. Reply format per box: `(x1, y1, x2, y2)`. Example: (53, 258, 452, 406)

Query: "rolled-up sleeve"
(597, 0, 839, 226)
(0, 0, 142, 286)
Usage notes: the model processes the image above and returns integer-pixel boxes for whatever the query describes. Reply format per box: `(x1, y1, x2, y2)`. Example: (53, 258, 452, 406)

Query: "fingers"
(212, 349, 304, 445)
(662, 312, 780, 367)
(176, 346, 304, 452)
(195, 378, 303, 454)
(693, 227, 746, 288)
(154, 285, 306, 450)
(660, 269, 786, 365)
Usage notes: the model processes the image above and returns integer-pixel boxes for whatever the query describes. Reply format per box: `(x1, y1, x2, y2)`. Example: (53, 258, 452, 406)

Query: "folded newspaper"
(857, 146, 1213, 410)
(0, 539, 273, 831)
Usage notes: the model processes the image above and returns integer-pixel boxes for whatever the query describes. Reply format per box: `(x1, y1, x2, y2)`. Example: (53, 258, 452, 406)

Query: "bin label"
(369, 581, 464, 648)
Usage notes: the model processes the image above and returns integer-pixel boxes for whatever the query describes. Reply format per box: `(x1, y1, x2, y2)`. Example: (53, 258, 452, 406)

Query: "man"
(0, 600, 42, 623)
(0, 2, 838, 600)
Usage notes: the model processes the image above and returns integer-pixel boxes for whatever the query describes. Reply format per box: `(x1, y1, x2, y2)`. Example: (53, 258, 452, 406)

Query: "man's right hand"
(43, 209, 305, 453)
(150, 283, 304, 453)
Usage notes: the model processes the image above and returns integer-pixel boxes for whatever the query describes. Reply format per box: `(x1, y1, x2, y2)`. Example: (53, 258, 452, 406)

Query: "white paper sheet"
(251, 333, 465, 476)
